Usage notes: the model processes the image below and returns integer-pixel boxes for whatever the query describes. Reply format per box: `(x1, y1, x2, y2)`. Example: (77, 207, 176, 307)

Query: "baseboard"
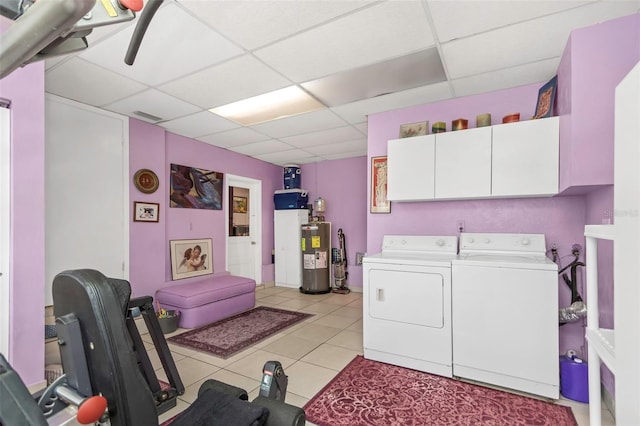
(261, 281, 275, 288)
(602, 384, 615, 420)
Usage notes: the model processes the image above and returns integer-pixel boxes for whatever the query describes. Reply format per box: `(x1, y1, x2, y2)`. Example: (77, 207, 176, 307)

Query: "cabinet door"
(492, 117, 559, 197)
(387, 135, 435, 201)
(434, 127, 492, 199)
(274, 210, 305, 287)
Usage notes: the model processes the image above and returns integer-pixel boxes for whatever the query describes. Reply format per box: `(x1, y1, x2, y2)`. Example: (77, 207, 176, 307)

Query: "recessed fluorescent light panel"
(302, 47, 446, 107)
(209, 86, 325, 126)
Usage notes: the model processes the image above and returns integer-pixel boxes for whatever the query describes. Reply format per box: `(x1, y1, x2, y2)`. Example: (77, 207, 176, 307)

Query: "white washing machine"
(451, 232, 559, 399)
(363, 235, 457, 377)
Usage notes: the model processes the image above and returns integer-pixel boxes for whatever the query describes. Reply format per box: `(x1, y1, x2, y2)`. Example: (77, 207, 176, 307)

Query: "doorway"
(225, 174, 262, 284)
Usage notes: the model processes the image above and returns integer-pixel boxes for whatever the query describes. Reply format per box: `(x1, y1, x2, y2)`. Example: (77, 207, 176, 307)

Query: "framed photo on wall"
(233, 196, 247, 213)
(170, 238, 213, 280)
(371, 156, 391, 214)
(133, 202, 160, 222)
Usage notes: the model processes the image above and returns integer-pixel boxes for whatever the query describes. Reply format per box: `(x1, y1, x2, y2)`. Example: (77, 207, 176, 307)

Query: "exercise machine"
(0, 269, 305, 425)
(0, 0, 165, 79)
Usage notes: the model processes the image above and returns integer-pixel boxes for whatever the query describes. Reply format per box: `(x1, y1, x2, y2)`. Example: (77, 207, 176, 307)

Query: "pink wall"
(128, 119, 283, 298)
(558, 13, 640, 193)
(302, 157, 368, 290)
(0, 56, 46, 385)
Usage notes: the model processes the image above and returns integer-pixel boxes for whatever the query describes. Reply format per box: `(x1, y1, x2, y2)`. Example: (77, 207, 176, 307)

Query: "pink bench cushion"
(156, 275, 255, 309)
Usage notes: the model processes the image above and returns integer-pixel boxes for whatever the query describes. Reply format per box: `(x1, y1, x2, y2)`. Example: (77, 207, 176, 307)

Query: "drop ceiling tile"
(280, 126, 364, 149)
(304, 138, 367, 156)
(321, 150, 368, 161)
(451, 57, 561, 98)
(159, 55, 292, 109)
(302, 48, 446, 107)
(253, 150, 318, 166)
(228, 139, 293, 156)
(428, 0, 594, 42)
(354, 123, 368, 134)
(45, 57, 147, 106)
(79, 3, 243, 86)
(178, 0, 373, 50)
(197, 128, 270, 149)
(331, 82, 452, 124)
(255, 1, 435, 82)
(249, 109, 347, 139)
(102, 89, 201, 122)
(160, 111, 239, 138)
(442, 1, 640, 79)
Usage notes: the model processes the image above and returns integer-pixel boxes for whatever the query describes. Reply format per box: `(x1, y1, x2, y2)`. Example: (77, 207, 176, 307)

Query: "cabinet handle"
(376, 288, 384, 301)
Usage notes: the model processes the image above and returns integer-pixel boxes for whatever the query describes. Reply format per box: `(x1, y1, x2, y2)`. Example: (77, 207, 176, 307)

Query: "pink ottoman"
(155, 275, 256, 328)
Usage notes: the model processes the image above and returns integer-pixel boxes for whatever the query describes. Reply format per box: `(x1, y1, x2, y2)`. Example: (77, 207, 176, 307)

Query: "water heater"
(300, 222, 331, 294)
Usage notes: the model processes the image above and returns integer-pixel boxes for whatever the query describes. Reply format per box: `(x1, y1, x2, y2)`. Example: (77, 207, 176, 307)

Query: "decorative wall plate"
(134, 169, 159, 194)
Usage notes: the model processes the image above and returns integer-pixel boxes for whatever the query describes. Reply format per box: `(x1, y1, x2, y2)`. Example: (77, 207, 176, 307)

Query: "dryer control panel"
(459, 232, 546, 255)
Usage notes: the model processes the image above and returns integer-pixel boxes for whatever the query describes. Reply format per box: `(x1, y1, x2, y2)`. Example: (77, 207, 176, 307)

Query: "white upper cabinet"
(387, 135, 436, 201)
(386, 117, 560, 202)
(435, 127, 492, 199)
(492, 117, 559, 197)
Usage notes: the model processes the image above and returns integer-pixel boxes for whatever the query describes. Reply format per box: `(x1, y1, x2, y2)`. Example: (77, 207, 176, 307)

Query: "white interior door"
(0, 105, 10, 357)
(45, 95, 129, 305)
(226, 174, 261, 284)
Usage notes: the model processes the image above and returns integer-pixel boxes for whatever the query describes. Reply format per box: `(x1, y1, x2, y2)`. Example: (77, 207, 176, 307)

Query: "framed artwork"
(170, 163, 223, 210)
(399, 121, 428, 138)
(133, 169, 159, 194)
(133, 201, 160, 222)
(170, 238, 214, 280)
(371, 156, 391, 214)
(233, 196, 247, 213)
(534, 75, 557, 119)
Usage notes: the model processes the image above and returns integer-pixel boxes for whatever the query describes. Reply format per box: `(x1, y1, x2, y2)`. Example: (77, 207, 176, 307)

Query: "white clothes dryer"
(363, 235, 458, 377)
(451, 232, 559, 399)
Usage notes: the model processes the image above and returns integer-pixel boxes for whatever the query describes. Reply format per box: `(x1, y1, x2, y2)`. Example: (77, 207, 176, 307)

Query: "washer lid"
(453, 253, 558, 271)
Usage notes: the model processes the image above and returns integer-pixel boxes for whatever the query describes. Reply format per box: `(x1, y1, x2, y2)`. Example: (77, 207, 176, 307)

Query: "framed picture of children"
(170, 238, 213, 280)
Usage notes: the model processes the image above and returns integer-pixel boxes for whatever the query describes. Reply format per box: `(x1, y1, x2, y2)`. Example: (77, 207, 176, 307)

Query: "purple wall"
(558, 13, 640, 193)
(302, 157, 368, 290)
(129, 119, 283, 299)
(0, 55, 46, 385)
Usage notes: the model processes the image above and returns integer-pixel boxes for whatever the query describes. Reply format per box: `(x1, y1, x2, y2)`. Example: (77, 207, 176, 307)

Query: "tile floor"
(139, 285, 613, 426)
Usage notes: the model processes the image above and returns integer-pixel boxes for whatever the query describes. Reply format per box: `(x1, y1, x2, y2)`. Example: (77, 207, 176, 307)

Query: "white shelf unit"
(584, 224, 615, 426)
(585, 61, 640, 426)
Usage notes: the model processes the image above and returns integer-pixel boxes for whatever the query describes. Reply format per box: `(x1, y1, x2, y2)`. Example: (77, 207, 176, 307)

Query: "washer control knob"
(436, 239, 445, 247)
(401, 239, 406, 245)
(484, 238, 491, 244)
(522, 238, 530, 246)
(467, 238, 474, 244)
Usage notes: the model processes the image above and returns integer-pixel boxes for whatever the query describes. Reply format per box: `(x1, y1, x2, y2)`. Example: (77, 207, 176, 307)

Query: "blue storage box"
(274, 189, 308, 210)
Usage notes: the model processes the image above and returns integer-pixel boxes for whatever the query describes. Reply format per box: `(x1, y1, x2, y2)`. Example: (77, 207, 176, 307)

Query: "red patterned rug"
(168, 306, 312, 358)
(304, 356, 577, 426)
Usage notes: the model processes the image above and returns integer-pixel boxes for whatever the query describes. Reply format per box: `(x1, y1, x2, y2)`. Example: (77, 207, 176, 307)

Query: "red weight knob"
(77, 395, 108, 424)
(119, 0, 143, 12)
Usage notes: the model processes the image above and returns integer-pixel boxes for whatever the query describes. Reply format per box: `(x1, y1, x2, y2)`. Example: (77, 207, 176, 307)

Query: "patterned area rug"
(304, 356, 578, 426)
(168, 306, 312, 358)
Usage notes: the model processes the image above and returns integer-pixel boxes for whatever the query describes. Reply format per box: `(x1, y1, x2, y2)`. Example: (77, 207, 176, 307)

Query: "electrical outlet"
(456, 220, 465, 232)
(356, 252, 365, 265)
